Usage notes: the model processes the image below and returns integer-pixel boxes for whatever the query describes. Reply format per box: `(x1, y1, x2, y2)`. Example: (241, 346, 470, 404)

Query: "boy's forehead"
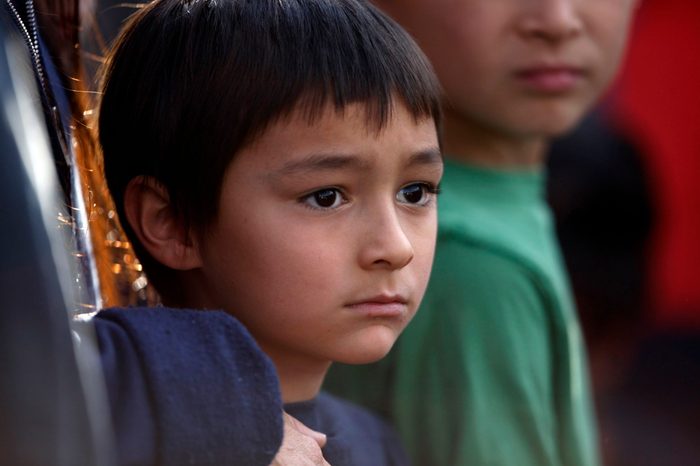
(236, 101, 439, 169)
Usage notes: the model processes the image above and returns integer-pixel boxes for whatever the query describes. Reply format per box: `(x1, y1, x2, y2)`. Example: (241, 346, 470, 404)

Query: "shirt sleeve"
(93, 316, 157, 466)
(94, 307, 284, 466)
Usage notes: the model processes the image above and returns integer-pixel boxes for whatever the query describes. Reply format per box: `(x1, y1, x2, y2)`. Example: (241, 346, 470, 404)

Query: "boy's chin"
(527, 100, 596, 138)
(510, 108, 589, 141)
(539, 115, 587, 139)
(334, 327, 400, 365)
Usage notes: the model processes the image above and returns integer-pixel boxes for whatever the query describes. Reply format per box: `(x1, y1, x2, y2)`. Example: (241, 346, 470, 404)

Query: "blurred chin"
(513, 103, 593, 139)
(539, 117, 585, 138)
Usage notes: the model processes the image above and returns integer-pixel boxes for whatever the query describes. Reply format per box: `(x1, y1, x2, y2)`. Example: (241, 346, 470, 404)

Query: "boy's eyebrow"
(270, 147, 443, 178)
(407, 147, 443, 167)
(273, 153, 370, 177)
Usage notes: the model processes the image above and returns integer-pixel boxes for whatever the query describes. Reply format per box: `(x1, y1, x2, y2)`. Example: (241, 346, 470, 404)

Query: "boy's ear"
(123, 177, 202, 271)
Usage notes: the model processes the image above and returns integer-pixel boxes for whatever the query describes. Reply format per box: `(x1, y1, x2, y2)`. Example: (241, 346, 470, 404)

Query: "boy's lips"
(345, 294, 409, 318)
(514, 64, 586, 93)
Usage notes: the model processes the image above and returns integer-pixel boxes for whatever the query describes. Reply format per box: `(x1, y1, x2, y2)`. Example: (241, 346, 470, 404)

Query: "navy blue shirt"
(285, 392, 410, 466)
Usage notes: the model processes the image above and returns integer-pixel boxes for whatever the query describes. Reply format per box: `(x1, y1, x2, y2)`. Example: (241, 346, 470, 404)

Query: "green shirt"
(325, 159, 600, 466)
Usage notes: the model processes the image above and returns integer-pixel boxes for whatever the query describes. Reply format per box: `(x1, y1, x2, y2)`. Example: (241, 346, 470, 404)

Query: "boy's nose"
(516, 0, 583, 43)
(357, 209, 414, 271)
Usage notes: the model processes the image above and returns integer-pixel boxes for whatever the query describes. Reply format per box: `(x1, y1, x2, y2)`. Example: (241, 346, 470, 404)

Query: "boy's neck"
(263, 346, 332, 403)
(442, 108, 549, 170)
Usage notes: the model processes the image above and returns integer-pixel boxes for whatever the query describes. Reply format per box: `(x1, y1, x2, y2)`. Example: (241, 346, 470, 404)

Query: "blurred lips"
(346, 294, 408, 318)
(514, 65, 585, 93)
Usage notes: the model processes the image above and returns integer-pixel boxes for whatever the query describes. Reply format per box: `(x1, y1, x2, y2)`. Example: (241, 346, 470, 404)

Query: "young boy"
(96, 0, 443, 464)
(326, 1, 639, 465)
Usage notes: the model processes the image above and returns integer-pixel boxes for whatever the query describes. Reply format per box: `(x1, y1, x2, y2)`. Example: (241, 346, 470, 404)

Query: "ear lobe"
(123, 176, 202, 271)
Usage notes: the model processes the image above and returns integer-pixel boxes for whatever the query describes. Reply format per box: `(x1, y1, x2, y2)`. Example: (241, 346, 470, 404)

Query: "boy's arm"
(94, 307, 284, 466)
(93, 315, 157, 465)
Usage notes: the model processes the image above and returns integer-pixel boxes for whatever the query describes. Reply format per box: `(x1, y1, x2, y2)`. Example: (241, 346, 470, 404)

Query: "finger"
(284, 412, 328, 448)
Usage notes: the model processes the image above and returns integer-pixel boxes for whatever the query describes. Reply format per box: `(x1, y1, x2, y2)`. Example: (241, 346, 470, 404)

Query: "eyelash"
(299, 182, 441, 211)
(300, 187, 348, 210)
(397, 182, 441, 207)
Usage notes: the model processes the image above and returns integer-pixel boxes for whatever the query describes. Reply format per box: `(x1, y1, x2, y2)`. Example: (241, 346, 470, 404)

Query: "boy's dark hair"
(98, 0, 442, 289)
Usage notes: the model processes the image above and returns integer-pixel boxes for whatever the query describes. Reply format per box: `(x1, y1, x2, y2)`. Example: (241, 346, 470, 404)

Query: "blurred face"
(374, 0, 638, 139)
(190, 102, 442, 375)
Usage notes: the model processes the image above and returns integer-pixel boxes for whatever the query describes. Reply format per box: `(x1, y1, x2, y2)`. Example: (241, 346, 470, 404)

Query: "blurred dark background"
(547, 1, 700, 464)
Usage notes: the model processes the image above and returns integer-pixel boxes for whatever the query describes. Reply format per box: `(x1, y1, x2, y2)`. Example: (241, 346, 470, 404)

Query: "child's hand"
(270, 412, 331, 465)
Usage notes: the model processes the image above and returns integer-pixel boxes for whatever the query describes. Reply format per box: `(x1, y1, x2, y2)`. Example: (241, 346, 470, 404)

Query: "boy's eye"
(302, 188, 345, 210)
(396, 183, 438, 206)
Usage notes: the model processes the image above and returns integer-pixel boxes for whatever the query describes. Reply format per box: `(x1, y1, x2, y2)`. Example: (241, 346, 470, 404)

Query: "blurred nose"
(358, 206, 414, 271)
(516, 0, 583, 43)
